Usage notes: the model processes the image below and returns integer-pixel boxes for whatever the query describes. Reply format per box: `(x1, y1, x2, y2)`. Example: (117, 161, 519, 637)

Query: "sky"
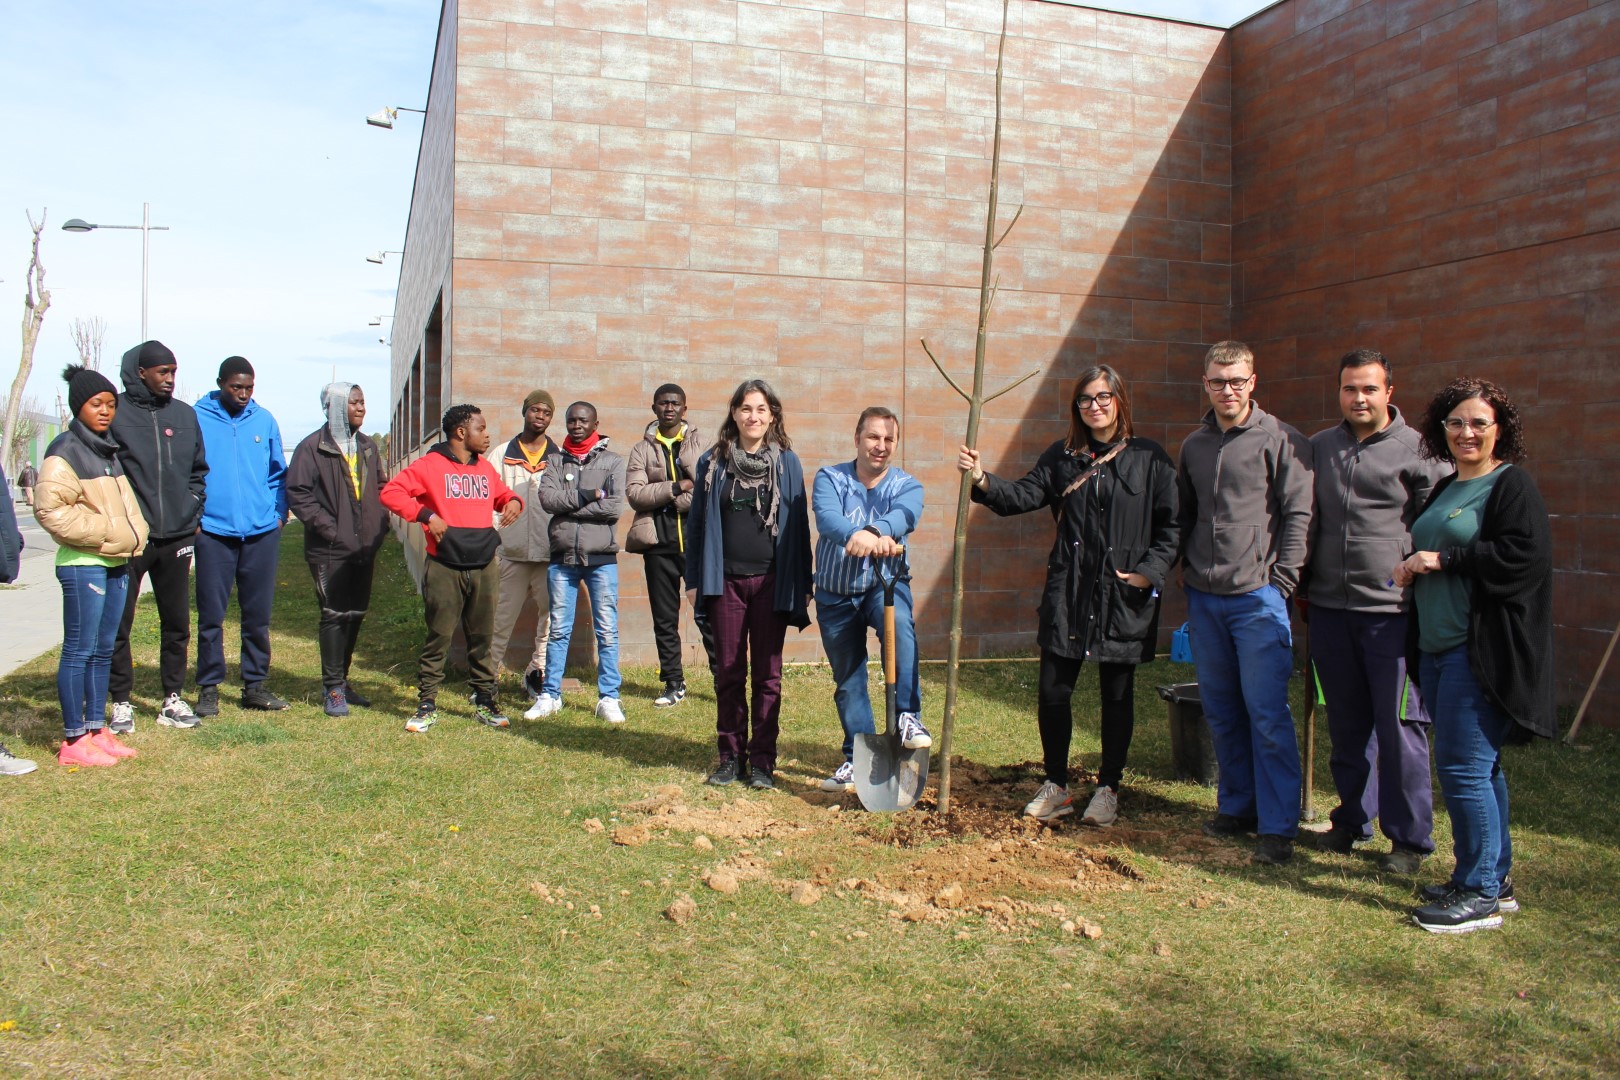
(0, 0, 1272, 442)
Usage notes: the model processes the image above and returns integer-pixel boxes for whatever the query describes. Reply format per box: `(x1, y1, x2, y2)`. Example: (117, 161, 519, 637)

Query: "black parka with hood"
(108, 341, 209, 542)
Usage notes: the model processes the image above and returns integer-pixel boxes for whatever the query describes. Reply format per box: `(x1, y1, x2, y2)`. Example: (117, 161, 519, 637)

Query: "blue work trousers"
(816, 582, 920, 764)
(195, 528, 281, 688)
(1186, 584, 1302, 838)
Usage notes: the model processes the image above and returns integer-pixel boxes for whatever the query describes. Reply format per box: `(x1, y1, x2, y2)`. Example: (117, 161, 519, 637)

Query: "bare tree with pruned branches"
(2, 210, 50, 477)
(71, 315, 106, 371)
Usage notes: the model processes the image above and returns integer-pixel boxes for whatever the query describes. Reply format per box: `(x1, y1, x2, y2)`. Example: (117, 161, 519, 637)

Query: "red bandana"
(562, 431, 602, 461)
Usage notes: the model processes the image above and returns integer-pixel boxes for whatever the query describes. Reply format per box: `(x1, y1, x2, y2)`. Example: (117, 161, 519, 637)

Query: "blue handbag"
(1170, 622, 1193, 664)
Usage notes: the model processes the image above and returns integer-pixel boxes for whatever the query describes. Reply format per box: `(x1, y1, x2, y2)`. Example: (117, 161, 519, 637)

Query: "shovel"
(853, 550, 930, 812)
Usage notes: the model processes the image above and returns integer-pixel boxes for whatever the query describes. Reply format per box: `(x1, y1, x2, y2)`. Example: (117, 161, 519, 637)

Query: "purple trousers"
(1308, 606, 1435, 853)
(710, 573, 788, 771)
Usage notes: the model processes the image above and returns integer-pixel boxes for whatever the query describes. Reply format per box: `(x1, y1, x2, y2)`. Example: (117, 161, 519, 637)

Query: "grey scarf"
(709, 442, 781, 537)
(321, 381, 358, 461)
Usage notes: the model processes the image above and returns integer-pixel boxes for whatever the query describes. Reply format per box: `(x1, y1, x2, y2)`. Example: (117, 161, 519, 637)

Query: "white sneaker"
(0, 742, 37, 776)
(820, 760, 855, 792)
(594, 697, 626, 724)
(524, 694, 561, 720)
(109, 700, 135, 735)
(156, 693, 200, 729)
(897, 712, 932, 750)
(1081, 786, 1118, 827)
(1024, 780, 1073, 821)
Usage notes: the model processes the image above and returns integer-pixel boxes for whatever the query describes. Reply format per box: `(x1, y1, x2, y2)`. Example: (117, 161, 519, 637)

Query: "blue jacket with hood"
(196, 391, 287, 539)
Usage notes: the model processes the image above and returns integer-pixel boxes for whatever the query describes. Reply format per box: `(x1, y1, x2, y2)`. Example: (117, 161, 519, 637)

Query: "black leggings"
(1037, 650, 1136, 790)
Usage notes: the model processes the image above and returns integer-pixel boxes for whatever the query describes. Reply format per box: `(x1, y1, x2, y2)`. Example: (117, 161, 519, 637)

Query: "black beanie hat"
(218, 355, 254, 380)
(64, 363, 118, 418)
(135, 340, 177, 371)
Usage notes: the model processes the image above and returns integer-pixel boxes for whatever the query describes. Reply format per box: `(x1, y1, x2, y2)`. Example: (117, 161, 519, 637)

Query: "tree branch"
(983, 365, 1042, 404)
(920, 338, 970, 402)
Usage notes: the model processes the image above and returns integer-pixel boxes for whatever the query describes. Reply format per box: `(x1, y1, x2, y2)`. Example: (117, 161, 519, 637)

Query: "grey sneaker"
(473, 696, 510, 729)
(405, 700, 437, 733)
(820, 760, 855, 792)
(1024, 781, 1073, 821)
(157, 693, 200, 729)
(109, 700, 135, 735)
(594, 697, 626, 724)
(654, 682, 687, 708)
(1080, 786, 1118, 827)
(897, 711, 932, 749)
(0, 742, 38, 776)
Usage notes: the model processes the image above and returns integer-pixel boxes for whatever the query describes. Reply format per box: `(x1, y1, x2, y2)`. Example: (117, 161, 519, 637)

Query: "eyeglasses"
(1076, 392, 1115, 409)
(1204, 375, 1253, 392)
(1442, 418, 1497, 434)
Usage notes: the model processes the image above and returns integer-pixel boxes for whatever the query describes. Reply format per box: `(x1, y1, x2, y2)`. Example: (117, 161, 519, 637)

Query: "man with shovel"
(813, 406, 931, 794)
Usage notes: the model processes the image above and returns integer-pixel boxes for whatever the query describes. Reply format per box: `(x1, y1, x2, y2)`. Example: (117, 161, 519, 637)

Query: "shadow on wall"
(911, 54, 1230, 666)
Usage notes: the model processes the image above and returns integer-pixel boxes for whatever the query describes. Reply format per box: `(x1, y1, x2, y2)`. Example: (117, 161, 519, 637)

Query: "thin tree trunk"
(2, 211, 50, 475)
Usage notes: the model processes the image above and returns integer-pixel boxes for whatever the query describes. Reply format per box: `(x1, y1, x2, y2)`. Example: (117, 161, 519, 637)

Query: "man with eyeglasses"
(1177, 341, 1314, 865)
(1305, 349, 1448, 872)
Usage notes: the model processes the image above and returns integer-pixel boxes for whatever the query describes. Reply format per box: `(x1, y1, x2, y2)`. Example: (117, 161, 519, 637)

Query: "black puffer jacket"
(973, 437, 1179, 663)
(286, 427, 390, 563)
(109, 341, 209, 542)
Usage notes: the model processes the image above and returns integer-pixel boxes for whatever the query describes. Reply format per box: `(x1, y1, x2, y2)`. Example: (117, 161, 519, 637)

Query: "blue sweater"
(812, 460, 923, 596)
(196, 392, 287, 538)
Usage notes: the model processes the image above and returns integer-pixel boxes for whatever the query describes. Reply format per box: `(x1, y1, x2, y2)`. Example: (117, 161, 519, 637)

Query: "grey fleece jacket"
(539, 439, 626, 567)
(1177, 400, 1314, 598)
(1306, 407, 1449, 613)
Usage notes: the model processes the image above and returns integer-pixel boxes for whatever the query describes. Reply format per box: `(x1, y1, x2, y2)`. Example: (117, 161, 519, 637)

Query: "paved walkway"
(0, 504, 64, 677)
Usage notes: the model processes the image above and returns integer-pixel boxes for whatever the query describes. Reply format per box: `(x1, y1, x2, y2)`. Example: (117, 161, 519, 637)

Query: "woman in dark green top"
(1392, 378, 1552, 935)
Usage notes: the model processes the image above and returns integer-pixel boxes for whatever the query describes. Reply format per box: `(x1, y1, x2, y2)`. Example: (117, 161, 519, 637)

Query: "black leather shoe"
(1202, 813, 1258, 838)
(1313, 824, 1370, 854)
(1251, 834, 1294, 865)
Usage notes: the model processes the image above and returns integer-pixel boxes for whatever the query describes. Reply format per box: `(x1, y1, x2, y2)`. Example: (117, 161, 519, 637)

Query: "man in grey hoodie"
(1306, 349, 1447, 872)
(1177, 340, 1314, 865)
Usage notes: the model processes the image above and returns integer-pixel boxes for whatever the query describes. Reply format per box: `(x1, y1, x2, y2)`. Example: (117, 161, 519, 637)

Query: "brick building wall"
(430, 0, 1230, 668)
(1230, 0, 1620, 714)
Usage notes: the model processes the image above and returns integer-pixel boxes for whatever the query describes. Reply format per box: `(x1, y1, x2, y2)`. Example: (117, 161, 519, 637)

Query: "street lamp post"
(61, 203, 170, 342)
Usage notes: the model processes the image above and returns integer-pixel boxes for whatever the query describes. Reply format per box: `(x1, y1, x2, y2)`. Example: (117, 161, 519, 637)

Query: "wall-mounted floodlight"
(366, 250, 403, 265)
(366, 106, 426, 130)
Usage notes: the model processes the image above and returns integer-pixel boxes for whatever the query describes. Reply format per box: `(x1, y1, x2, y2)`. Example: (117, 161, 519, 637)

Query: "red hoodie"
(380, 443, 521, 569)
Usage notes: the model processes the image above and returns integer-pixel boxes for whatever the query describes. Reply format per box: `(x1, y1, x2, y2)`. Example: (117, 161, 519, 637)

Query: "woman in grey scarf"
(286, 383, 391, 715)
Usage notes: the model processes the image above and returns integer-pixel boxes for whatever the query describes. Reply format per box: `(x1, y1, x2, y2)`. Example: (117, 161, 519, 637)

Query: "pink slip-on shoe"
(91, 729, 138, 759)
(59, 736, 119, 767)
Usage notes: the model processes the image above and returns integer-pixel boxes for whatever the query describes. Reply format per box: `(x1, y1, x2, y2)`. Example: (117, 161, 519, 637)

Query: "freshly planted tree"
(920, 0, 1038, 813)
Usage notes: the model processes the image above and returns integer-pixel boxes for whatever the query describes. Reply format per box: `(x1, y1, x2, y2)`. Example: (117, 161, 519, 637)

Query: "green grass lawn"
(1, 525, 1616, 1077)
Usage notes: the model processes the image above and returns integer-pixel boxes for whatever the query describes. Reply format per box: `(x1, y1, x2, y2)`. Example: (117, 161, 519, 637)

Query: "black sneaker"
(195, 685, 220, 718)
(324, 685, 350, 717)
(241, 685, 290, 711)
(1422, 875, 1517, 913)
(1202, 813, 1258, 838)
(1251, 834, 1294, 865)
(342, 682, 372, 708)
(706, 757, 741, 786)
(654, 682, 687, 708)
(748, 767, 775, 791)
(1412, 888, 1502, 934)
(522, 666, 545, 701)
(1312, 824, 1371, 854)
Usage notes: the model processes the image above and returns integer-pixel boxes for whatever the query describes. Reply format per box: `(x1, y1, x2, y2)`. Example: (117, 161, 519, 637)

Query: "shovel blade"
(853, 732, 930, 812)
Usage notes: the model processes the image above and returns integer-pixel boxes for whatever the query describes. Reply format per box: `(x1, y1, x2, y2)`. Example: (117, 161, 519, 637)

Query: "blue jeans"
(1186, 585, 1302, 837)
(57, 564, 130, 737)
(542, 562, 621, 699)
(816, 582, 921, 764)
(1420, 646, 1511, 899)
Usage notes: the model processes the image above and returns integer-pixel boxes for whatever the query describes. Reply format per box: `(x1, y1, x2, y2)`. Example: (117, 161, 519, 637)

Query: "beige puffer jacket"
(626, 422, 708, 554)
(34, 423, 150, 559)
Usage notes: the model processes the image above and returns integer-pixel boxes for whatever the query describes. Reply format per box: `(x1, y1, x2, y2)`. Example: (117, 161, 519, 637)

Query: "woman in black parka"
(286, 382, 390, 716)
(958, 365, 1179, 826)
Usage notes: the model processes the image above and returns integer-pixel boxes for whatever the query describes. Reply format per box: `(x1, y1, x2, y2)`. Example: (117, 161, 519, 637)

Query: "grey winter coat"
(1177, 401, 1314, 598)
(1306, 407, 1448, 613)
(539, 440, 626, 567)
